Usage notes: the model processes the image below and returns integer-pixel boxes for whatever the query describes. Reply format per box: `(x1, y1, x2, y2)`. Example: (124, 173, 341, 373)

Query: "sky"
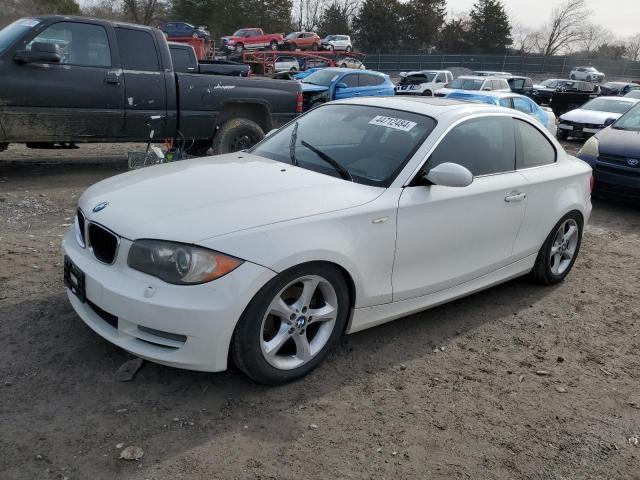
(447, 0, 639, 38)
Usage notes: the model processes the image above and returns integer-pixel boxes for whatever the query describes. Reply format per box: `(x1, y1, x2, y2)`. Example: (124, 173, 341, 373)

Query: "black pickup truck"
(168, 42, 250, 77)
(0, 16, 301, 154)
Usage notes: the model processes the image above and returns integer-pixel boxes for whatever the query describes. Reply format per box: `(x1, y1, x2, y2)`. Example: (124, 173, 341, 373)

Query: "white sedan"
(63, 97, 593, 384)
(557, 96, 639, 140)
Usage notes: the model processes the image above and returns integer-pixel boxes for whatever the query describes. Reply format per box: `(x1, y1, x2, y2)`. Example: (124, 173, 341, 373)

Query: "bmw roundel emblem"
(627, 158, 639, 167)
(92, 201, 109, 213)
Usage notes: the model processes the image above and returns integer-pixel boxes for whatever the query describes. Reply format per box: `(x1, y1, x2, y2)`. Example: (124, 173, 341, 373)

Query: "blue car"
(293, 67, 322, 80)
(300, 68, 395, 110)
(161, 22, 210, 40)
(445, 91, 556, 135)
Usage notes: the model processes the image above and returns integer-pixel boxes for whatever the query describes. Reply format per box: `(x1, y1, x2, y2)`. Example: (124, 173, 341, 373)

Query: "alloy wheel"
(260, 275, 338, 370)
(549, 219, 579, 275)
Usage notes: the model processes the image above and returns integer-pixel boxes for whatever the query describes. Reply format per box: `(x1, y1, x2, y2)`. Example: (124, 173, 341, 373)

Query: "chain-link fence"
(363, 53, 640, 79)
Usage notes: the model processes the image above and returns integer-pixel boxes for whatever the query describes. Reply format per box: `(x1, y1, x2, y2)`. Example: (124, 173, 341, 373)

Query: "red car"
(283, 31, 321, 51)
(221, 28, 283, 53)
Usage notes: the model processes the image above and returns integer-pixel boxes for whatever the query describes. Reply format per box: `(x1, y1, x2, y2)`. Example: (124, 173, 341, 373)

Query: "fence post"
(561, 56, 566, 76)
(502, 54, 506, 71)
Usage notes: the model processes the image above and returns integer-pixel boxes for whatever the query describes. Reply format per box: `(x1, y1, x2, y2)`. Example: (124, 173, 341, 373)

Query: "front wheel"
(422, 90, 433, 96)
(570, 74, 575, 80)
(531, 212, 583, 285)
(556, 128, 568, 141)
(345, 46, 352, 52)
(269, 40, 278, 50)
(235, 43, 244, 53)
(232, 263, 350, 385)
(211, 118, 264, 155)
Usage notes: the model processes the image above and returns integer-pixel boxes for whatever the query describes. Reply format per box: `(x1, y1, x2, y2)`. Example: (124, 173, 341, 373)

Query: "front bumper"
(62, 229, 276, 372)
(578, 153, 640, 199)
(558, 122, 602, 137)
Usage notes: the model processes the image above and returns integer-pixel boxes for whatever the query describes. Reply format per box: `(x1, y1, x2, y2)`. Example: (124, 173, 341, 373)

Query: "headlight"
(73, 213, 85, 248)
(579, 136, 599, 157)
(127, 240, 243, 285)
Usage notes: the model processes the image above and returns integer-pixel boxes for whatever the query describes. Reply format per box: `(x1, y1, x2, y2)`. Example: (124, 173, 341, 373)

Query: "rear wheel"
(211, 118, 264, 155)
(232, 263, 350, 385)
(570, 74, 575, 80)
(422, 90, 433, 96)
(345, 46, 352, 52)
(311, 43, 319, 51)
(531, 212, 583, 285)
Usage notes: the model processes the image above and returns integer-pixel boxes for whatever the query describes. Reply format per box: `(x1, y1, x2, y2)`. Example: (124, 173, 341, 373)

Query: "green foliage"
(317, 2, 350, 38)
(437, 18, 473, 54)
(170, 0, 293, 40)
(354, 0, 446, 52)
(38, 0, 81, 15)
(468, 0, 511, 53)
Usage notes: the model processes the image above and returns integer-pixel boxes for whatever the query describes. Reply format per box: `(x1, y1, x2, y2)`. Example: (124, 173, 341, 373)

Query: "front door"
(333, 73, 360, 100)
(0, 20, 124, 142)
(392, 115, 529, 301)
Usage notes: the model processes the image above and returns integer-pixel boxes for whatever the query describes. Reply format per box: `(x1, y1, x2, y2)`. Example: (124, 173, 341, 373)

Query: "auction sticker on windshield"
(369, 115, 417, 132)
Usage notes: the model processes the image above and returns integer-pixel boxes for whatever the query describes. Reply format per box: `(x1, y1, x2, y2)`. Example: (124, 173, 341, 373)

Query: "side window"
(427, 116, 516, 176)
(510, 79, 524, 90)
(513, 97, 532, 113)
(170, 46, 191, 73)
(342, 74, 358, 87)
(515, 119, 556, 168)
(525, 79, 533, 88)
(28, 21, 111, 67)
(499, 98, 512, 108)
(116, 28, 159, 71)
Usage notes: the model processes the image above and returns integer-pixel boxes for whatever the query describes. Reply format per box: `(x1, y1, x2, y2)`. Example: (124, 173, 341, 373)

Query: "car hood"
(300, 83, 330, 93)
(78, 154, 383, 244)
(560, 109, 622, 124)
(596, 127, 640, 157)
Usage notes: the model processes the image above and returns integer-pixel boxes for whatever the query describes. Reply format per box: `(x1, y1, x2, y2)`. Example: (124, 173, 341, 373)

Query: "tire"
(211, 118, 264, 155)
(556, 129, 568, 141)
(340, 63, 347, 68)
(570, 74, 575, 80)
(586, 75, 592, 82)
(231, 263, 350, 385)
(422, 90, 433, 96)
(235, 43, 244, 53)
(346, 46, 352, 53)
(531, 212, 583, 285)
(269, 40, 278, 51)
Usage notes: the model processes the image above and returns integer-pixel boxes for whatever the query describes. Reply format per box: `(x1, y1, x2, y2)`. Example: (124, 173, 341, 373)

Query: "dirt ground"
(1, 142, 639, 480)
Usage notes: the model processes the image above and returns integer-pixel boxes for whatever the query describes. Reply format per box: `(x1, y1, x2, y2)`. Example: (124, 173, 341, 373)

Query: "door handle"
(504, 192, 526, 203)
(104, 72, 121, 85)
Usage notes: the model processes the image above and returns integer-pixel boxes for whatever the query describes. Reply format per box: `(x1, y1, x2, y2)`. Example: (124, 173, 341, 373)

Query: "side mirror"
(424, 162, 473, 188)
(14, 42, 61, 64)
(604, 118, 616, 127)
(336, 82, 347, 89)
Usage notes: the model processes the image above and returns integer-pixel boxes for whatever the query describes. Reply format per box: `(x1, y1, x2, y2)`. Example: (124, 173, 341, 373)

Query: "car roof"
(596, 96, 639, 103)
(332, 96, 525, 120)
(323, 67, 383, 75)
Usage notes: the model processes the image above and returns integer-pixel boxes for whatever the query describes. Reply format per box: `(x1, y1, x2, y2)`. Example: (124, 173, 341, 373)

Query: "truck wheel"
(346, 46, 352, 53)
(0, 143, 8, 152)
(270, 40, 278, 51)
(570, 74, 575, 80)
(211, 118, 264, 155)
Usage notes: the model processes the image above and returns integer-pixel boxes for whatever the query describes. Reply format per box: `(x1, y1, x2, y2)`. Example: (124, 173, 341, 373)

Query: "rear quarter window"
(515, 119, 556, 168)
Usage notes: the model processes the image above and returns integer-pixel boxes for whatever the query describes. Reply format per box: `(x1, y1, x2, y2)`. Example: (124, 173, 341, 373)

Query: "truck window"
(116, 28, 159, 72)
(28, 21, 111, 67)
(170, 46, 192, 72)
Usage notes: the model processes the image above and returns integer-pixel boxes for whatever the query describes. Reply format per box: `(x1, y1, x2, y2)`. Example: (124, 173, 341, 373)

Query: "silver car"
(570, 66, 605, 83)
(321, 35, 352, 52)
(274, 55, 300, 72)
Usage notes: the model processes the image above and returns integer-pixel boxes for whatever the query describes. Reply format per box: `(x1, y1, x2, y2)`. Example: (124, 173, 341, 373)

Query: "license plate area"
(64, 255, 86, 302)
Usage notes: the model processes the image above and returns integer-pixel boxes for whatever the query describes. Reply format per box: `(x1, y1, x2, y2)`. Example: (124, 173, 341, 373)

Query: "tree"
(625, 34, 640, 61)
(578, 23, 613, 55)
(123, 0, 167, 25)
(510, 23, 538, 55)
(437, 16, 473, 54)
(402, 0, 446, 51)
(536, 0, 590, 56)
(595, 43, 627, 61)
(39, 0, 81, 14)
(317, 0, 359, 36)
(353, 0, 402, 52)
(467, 0, 511, 54)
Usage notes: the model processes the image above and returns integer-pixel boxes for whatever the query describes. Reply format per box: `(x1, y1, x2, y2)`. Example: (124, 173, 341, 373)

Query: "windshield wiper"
(289, 121, 299, 166)
(301, 140, 353, 181)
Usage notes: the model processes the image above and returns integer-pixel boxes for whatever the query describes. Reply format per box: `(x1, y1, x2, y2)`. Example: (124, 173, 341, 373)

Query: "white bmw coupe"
(63, 97, 593, 384)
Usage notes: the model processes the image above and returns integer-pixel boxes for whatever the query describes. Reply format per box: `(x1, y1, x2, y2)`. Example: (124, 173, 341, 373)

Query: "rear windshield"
(0, 18, 39, 54)
(250, 104, 436, 187)
(448, 78, 484, 90)
(582, 98, 636, 114)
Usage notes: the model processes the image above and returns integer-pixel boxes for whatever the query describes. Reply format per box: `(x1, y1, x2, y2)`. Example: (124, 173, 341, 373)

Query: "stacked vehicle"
(395, 70, 453, 96)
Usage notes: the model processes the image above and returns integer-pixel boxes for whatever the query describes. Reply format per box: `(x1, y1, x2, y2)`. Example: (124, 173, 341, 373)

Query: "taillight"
(590, 174, 595, 193)
(296, 92, 303, 114)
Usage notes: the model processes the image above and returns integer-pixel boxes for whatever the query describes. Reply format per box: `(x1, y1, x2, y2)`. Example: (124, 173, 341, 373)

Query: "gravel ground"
(0, 142, 639, 480)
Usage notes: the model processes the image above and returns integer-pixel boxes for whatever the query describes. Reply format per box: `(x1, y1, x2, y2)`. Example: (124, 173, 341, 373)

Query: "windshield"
(250, 104, 436, 187)
(582, 98, 635, 114)
(625, 90, 640, 99)
(233, 29, 248, 36)
(302, 69, 340, 86)
(323, 35, 336, 41)
(285, 32, 299, 39)
(448, 78, 484, 90)
(0, 18, 39, 54)
(613, 104, 640, 131)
